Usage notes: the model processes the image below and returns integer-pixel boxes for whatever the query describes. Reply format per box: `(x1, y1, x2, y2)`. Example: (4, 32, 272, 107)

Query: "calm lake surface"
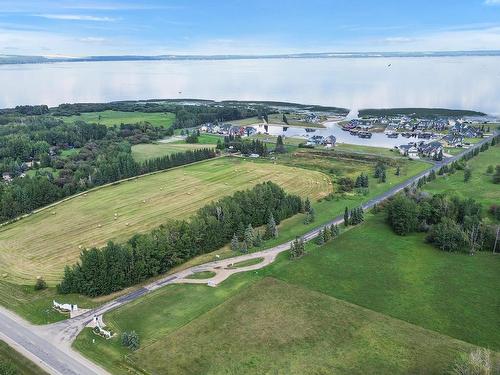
(1, 57, 500, 116)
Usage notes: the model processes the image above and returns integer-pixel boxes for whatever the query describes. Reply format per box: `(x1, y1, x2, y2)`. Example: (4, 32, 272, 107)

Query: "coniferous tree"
(324, 226, 332, 242)
(304, 197, 311, 213)
(230, 233, 240, 252)
(344, 207, 349, 227)
(253, 230, 263, 247)
(380, 169, 387, 183)
(240, 241, 248, 253)
(316, 229, 325, 245)
(244, 224, 255, 248)
(265, 213, 278, 239)
(275, 135, 286, 153)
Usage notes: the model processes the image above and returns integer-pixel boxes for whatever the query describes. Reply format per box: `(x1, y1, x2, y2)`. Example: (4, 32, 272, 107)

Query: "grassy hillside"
(0, 157, 330, 284)
(266, 214, 500, 350)
(0, 340, 49, 375)
(75, 275, 482, 375)
(58, 110, 175, 128)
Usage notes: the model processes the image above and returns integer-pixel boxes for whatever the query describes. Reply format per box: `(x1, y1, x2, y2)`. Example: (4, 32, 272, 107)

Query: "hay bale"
(126, 223, 130, 226)
(78, 245, 82, 249)
(114, 213, 118, 216)
(51, 211, 56, 215)
(142, 200, 146, 203)
(97, 224, 102, 228)
(114, 217, 117, 220)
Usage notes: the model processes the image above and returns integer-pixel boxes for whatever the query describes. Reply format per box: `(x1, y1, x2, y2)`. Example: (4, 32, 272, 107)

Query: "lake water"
(252, 122, 408, 148)
(1, 57, 500, 116)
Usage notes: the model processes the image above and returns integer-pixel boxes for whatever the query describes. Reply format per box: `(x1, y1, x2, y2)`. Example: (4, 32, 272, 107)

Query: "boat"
(358, 131, 372, 139)
(387, 133, 399, 138)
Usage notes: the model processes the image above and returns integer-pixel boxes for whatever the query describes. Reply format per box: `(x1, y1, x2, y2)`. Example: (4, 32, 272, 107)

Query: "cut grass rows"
(0, 157, 330, 284)
(57, 110, 175, 128)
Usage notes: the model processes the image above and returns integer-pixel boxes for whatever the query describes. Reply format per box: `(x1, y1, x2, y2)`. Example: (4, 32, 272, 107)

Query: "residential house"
(419, 141, 443, 158)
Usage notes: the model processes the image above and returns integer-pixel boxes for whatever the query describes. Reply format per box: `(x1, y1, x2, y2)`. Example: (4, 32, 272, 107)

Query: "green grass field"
(0, 157, 330, 285)
(266, 214, 500, 350)
(333, 143, 401, 157)
(228, 257, 264, 268)
(133, 278, 478, 375)
(0, 340, 49, 374)
(74, 270, 486, 375)
(75, 213, 499, 374)
(131, 143, 216, 162)
(424, 144, 499, 212)
(186, 271, 216, 279)
(58, 110, 175, 128)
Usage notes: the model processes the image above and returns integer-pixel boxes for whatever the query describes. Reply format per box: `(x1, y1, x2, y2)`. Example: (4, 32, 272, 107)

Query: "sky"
(1, 0, 500, 56)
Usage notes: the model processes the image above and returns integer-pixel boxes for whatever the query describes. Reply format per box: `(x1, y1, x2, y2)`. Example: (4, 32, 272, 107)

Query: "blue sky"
(1, 0, 500, 56)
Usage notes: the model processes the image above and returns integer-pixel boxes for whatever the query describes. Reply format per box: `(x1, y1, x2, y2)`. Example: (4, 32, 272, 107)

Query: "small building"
(398, 144, 419, 159)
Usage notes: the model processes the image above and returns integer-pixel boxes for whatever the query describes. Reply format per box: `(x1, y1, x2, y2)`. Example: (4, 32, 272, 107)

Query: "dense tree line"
(46, 101, 273, 129)
(0, 147, 215, 223)
(221, 135, 268, 156)
(58, 182, 303, 296)
(386, 191, 497, 253)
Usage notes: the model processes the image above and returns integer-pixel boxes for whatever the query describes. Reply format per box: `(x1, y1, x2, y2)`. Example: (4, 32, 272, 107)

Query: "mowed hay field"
(0, 157, 331, 285)
(58, 110, 175, 128)
(131, 143, 216, 162)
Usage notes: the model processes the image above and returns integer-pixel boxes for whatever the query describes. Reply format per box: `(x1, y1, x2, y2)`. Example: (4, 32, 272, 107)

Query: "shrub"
(34, 277, 47, 291)
(121, 331, 140, 351)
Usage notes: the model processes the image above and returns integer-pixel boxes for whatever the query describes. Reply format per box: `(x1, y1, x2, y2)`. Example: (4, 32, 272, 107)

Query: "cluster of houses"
(343, 116, 488, 142)
(397, 141, 443, 159)
(305, 135, 337, 147)
(395, 121, 488, 159)
(2, 160, 38, 182)
(200, 123, 257, 137)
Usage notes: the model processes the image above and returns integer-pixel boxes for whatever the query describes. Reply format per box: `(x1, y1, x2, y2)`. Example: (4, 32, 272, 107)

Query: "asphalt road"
(0, 133, 495, 375)
(0, 306, 106, 375)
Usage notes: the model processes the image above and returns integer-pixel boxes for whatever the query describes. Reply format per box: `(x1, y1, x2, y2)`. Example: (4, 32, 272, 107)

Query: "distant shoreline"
(1, 50, 500, 65)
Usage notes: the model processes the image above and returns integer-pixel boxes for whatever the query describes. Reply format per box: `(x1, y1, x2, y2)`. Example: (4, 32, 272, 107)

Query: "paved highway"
(0, 133, 495, 375)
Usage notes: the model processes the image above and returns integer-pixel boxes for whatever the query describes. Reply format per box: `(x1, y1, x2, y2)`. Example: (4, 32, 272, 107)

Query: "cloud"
(33, 14, 117, 22)
(484, 0, 500, 5)
(79, 37, 107, 43)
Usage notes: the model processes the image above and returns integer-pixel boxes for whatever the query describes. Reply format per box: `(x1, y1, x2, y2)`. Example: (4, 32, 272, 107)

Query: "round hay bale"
(52, 211, 56, 215)
(142, 200, 146, 203)
(114, 217, 117, 220)
(114, 212, 118, 216)
(78, 245, 83, 249)
(97, 224, 102, 228)
(126, 223, 130, 226)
